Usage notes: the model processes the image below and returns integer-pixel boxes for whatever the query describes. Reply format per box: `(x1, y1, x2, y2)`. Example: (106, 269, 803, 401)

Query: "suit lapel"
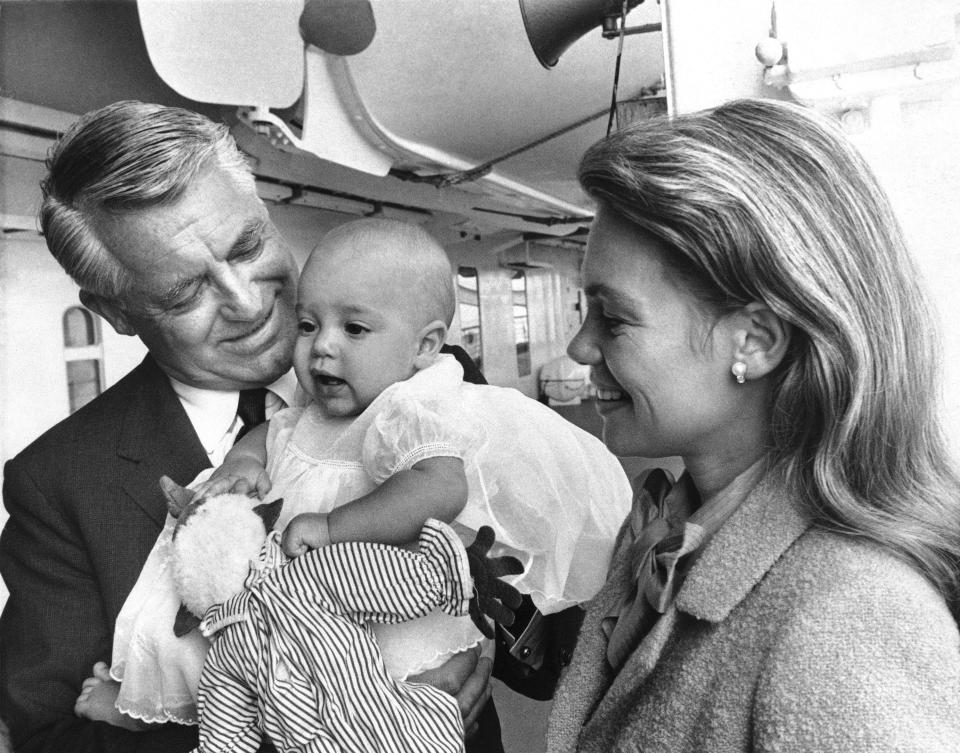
(116, 356, 210, 527)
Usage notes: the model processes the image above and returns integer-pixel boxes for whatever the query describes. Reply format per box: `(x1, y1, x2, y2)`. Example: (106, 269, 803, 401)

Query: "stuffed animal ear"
(173, 603, 201, 637)
(252, 498, 284, 532)
(160, 475, 194, 519)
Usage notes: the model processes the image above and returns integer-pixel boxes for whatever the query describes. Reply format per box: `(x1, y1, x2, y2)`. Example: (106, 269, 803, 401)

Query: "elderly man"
(0, 101, 501, 753)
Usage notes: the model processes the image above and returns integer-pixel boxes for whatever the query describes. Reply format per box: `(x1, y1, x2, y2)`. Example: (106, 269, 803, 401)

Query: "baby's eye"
(297, 320, 317, 335)
(345, 322, 369, 336)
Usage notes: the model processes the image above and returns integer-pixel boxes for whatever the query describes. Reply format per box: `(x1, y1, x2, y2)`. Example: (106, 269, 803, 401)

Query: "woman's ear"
(414, 319, 448, 369)
(79, 289, 137, 337)
(730, 302, 791, 381)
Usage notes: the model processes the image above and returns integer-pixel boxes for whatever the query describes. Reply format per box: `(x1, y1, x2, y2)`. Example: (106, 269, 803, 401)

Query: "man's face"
(90, 165, 298, 390)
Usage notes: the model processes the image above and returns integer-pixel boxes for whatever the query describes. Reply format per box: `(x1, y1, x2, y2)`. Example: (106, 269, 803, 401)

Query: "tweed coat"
(547, 471, 960, 753)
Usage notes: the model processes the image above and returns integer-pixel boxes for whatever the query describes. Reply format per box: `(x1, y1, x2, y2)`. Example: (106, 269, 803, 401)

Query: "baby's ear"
(160, 475, 194, 518)
(173, 603, 201, 637)
(414, 319, 448, 369)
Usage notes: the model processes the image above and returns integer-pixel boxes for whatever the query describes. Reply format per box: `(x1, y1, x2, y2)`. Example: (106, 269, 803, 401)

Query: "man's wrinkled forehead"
(89, 167, 266, 263)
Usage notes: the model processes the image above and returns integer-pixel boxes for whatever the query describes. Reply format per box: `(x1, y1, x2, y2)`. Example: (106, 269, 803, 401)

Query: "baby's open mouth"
(316, 374, 345, 386)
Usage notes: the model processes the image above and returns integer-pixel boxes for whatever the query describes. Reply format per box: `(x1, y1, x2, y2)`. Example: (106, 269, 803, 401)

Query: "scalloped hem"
(116, 703, 198, 726)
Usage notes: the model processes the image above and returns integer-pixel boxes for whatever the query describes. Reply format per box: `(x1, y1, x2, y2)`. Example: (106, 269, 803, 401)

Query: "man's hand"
(192, 456, 272, 501)
(408, 645, 492, 736)
(466, 526, 524, 638)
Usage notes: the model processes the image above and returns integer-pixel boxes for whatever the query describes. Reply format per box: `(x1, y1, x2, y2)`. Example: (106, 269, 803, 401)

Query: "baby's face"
(293, 247, 425, 417)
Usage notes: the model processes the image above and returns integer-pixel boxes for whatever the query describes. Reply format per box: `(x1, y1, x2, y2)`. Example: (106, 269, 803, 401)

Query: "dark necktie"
(235, 387, 268, 443)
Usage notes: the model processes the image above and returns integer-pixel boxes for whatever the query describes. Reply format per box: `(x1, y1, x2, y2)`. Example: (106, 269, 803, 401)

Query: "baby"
(77, 218, 632, 728)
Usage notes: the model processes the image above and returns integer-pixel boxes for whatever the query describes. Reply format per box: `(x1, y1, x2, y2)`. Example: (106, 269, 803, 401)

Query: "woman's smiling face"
(567, 206, 739, 460)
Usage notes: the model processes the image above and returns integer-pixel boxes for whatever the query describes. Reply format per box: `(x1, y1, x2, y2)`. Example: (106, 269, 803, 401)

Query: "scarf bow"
(602, 469, 704, 670)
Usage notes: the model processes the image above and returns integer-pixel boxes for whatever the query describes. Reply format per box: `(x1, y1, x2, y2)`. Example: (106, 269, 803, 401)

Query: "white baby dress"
(110, 354, 632, 725)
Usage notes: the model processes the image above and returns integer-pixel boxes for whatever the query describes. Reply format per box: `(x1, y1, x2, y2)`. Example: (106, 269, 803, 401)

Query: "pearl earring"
(732, 362, 747, 384)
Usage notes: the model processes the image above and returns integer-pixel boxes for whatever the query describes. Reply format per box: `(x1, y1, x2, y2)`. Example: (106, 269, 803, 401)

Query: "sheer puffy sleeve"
(361, 394, 485, 485)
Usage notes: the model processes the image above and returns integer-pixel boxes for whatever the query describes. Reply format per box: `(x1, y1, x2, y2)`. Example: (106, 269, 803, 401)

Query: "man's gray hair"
(40, 100, 256, 301)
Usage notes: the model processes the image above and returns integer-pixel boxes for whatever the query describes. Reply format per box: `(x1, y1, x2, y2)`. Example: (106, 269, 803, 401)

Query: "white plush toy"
(158, 478, 522, 753)
(162, 483, 284, 638)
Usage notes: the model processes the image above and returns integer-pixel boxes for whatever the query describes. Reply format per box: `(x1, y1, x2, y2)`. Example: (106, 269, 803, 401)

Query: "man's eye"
(297, 320, 317, 335)
(235, 237, 264, 261)
(165, 281, 203, 312)
(345, 322, 368, 336)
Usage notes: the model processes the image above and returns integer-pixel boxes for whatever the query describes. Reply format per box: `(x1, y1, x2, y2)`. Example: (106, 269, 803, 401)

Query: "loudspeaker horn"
(519, 0, 643, 69)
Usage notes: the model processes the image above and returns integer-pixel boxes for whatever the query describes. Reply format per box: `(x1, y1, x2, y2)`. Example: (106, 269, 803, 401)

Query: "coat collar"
(674, 468, 811, 622)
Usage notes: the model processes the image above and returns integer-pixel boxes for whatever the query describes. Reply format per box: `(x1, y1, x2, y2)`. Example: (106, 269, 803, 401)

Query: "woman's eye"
(297, 320, 317, 335)
(600, 312, 627, 333)
(345, 322, 368, 336)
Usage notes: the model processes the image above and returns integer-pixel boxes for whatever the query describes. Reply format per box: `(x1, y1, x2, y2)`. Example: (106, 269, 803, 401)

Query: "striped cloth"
(192, 520, 472, 753)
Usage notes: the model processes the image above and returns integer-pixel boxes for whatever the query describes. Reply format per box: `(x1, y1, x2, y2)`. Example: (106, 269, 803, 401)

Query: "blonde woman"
(549, 98, 960, 752)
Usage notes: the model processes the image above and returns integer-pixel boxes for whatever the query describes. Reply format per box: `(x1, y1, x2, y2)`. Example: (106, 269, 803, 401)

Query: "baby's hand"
(193, 456, 272, 501)
(281, 513, 331, 557)
(74, 661, 149, 731)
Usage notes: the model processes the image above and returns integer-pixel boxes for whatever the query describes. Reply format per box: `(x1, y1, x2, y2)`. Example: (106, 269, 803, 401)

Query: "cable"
(606, 0, 631, 136)
(389, 106, 612, 189)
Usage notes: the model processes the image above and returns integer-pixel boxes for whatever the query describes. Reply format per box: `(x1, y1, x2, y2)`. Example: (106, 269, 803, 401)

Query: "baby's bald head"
(308, 218, 455, 328)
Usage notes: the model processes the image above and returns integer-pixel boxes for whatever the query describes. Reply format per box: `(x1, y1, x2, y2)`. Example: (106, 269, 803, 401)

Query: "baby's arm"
(281, 456, 467, 556)
(73, 662, 150, 732)
(192, 422, 272, 500)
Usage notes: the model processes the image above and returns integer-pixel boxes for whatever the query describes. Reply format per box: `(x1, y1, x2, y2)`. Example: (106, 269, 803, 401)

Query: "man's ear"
(79, 289, 137, 337)
(414, 319, 448, 370)
(730, 302, 791, 381)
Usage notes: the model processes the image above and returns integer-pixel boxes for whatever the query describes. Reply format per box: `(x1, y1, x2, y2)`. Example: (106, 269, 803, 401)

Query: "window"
(62, 306, 103, 413)
(512, 270, 531, 377)
(456, 267, 483, 372)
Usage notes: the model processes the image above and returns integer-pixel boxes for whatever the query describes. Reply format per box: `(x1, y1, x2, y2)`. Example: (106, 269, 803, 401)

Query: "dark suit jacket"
(0, 347, 562, 753)
(1, 355, 206, 752)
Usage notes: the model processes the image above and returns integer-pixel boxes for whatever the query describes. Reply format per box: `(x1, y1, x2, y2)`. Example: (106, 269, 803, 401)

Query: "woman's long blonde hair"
(580, 98, 960, 602)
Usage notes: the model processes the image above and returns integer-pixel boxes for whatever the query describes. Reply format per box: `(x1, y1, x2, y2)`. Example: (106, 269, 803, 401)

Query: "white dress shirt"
(169, 370, 301, 467)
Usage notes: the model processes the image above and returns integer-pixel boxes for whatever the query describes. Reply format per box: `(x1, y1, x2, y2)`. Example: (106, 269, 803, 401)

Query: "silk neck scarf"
(602, 467, 748, 670)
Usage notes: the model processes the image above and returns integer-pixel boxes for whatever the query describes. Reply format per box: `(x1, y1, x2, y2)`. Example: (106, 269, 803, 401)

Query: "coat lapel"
(674, 472, 811, 623)
(546, 548, 628, 753)
(116, 356, 210, 527)
(547, 482, 649, 753)
(575, 592, 681, 750)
